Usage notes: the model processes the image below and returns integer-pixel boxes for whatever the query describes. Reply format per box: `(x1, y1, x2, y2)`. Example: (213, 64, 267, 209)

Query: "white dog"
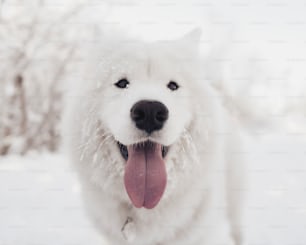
(63, 29, 244, 245)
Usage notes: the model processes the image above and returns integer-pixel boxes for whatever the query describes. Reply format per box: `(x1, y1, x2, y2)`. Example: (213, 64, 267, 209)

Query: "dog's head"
(76, 29, 213, 209)
(97, 29, 202, 145)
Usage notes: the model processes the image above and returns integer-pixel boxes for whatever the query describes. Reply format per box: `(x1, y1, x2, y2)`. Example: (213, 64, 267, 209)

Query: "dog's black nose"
(131, 100, 169, 134)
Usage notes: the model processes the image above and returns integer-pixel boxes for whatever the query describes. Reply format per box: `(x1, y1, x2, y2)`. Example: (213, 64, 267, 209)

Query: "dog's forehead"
(109, 42, 179, 80)
(96, 39, 192, 88)
(119, 42, 178, 65)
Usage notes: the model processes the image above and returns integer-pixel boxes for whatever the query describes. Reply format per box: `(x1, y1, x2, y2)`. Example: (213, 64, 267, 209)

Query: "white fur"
(63, 29, 244, 245)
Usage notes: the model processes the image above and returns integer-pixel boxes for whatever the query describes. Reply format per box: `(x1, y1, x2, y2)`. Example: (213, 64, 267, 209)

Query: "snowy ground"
(0, 134, 306, 245)
(0, 154, 105, 245)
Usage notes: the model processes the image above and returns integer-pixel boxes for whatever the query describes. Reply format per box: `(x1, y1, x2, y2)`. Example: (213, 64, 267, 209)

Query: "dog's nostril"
(130, 100, 169, 134)
(156, 111, 168, 122)
(131, 109, 145, 122)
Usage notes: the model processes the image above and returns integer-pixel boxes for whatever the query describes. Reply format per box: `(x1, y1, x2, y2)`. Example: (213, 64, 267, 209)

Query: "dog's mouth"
(117, 141, 169, 160)
(117, 141, 169, 209)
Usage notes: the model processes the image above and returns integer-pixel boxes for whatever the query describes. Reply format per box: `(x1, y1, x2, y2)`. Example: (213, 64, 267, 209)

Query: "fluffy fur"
(63, 29, 244, 245)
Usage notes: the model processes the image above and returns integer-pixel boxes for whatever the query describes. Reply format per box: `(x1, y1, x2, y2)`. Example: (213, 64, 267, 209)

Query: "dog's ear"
(181, 28, 202, 44)
(176, 28, 202, 57)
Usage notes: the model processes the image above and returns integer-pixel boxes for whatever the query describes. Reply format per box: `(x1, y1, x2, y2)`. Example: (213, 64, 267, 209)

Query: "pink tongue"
(124, 143, 167, 209)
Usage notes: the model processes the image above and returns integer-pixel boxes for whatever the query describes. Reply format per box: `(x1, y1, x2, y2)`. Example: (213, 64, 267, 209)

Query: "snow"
(244, 134, 306, 244)
(0, 154, 106, 245)
(1, 134, 306, 244)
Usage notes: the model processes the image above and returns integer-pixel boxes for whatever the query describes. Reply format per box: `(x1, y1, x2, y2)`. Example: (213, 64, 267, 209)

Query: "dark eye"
(167, 81, 179, 91)
(115, 78, 129, 89)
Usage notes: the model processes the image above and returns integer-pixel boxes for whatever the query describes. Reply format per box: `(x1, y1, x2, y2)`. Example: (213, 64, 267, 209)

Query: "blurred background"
(0, 0, 306, 244)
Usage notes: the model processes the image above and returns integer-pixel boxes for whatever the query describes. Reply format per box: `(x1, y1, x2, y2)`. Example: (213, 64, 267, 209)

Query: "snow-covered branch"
(0, 0, 101, 155)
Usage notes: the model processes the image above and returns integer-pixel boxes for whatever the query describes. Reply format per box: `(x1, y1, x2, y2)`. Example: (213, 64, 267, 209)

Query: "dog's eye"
(115, 78, 129, 89)
(167, 81, 179, 91)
